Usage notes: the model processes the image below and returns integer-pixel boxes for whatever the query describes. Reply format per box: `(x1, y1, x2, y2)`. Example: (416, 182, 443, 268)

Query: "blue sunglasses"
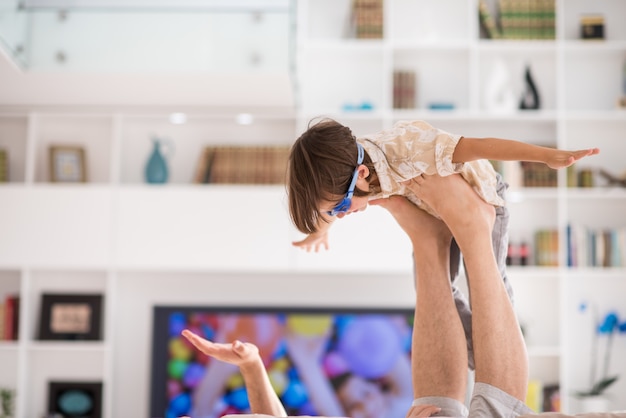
(327, 143, 365, 216)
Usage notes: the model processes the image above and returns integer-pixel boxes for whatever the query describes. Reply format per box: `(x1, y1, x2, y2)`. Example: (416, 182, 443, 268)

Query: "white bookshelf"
(295, 0, 626, 413)
(0, 0, 625, 416)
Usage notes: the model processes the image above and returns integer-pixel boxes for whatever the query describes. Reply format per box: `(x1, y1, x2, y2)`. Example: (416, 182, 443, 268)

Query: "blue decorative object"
(145, 137, 169, 184)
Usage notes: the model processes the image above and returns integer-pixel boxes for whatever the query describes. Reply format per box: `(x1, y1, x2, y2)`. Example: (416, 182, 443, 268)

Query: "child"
(287, 118, 599, 369)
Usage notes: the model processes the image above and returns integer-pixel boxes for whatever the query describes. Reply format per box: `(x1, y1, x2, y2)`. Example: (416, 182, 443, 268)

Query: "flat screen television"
(150, 305, 415, 418)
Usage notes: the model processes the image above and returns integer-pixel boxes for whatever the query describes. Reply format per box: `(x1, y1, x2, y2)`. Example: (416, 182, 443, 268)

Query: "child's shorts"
(411, 382, 533, 418)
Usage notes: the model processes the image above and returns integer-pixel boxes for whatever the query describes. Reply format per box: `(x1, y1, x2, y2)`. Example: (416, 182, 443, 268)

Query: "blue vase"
(145, 138, 168, 184)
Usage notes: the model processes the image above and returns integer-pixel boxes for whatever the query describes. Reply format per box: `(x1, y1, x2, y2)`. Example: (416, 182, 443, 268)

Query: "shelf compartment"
(0, 114, 28, 183)
(23, 349, 107, 418)
(477, 47, 557, 111)
(563, 48, 626, 111)
(564, 119, 625, 187)
(33, 114, 114, 184)
(299, 46, 385, 114)
(392, 48, 471, 111)
(562, 0, 626, 41)
(389, 0, 470, 43)
(119, 113, 296, 185)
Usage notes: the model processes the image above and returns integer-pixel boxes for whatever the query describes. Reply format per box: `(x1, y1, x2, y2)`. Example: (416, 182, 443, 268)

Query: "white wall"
(0, 49, 294, 107)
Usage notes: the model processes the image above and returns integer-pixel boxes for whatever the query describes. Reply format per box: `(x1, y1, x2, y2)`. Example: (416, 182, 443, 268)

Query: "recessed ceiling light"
(169, 113, 187, 125)
(236, 113, 254, 125)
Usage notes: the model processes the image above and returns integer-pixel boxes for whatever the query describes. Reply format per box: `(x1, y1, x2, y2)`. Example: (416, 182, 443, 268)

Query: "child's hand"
(292, 231, 329, 252)
(546, 147, 599, 169)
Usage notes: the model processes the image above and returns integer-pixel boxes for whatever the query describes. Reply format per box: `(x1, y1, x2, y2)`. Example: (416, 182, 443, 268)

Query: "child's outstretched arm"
(452, 137, 599, 169)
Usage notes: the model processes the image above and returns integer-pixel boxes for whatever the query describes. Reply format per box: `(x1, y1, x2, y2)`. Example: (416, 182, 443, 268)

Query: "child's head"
(287, 118, 374, 234)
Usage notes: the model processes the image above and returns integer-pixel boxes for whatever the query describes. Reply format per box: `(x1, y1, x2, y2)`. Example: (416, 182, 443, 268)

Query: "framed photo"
(38, 293, 103, 341)
(49, 146, 87, 183)
(48, 381, 102, 418)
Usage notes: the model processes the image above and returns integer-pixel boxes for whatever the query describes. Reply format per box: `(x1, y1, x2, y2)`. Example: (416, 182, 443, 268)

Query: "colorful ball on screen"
(169, 338, 192, 361)
(168, 392, 191, 416)
(338, 316, 402, 379)
(298, 400, 318, 416)
(182, 362, 205, 389)
(194, 350, 210, 366)
(219, 314, 282, 364)
(167, 359, 188, 380)
(226, 387, 250, 410)
(286, 315, 333, 336)
(201, 323, 216, 340)
(227, 373, 244, 389)
(322, 350, 349, 377)
(167, 379, 183, 399)
(282, 379, 308, 408)
(169, 312, 187, 337)
(269, 369, 287, 395)
(271, 357, 290, 372)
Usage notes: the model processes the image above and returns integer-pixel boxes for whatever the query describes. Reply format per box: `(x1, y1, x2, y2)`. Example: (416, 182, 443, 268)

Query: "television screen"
(150, 305, 415, 418)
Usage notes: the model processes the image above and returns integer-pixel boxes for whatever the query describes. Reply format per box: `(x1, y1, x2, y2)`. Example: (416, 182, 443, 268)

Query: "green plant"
(575, 307, 625, 398)
(0, 388, 14, 418)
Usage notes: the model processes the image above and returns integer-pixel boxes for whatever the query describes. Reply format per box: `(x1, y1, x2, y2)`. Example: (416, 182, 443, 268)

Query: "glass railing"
(0, 0, 293, 73)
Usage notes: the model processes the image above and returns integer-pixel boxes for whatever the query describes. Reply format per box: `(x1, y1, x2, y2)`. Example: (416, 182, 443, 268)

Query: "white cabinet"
(0, 0, 625, 416)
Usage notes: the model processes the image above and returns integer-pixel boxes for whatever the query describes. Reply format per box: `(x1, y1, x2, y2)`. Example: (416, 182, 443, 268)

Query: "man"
(183, 173, 532, 417)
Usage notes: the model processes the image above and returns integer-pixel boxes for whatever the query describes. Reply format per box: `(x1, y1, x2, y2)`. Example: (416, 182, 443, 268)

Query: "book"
(393, 70, 416, 109)
(479, 0, 502, 39)
(0, 148, 8, 182)
(3, 295, 19, 340)
(352, 0, 384, 39)
(193, 147, 216, 184)
(0, 302, 4, 340)
(199, 146, 291, 185)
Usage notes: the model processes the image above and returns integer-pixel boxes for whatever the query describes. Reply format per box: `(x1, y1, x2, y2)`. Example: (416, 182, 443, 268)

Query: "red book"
(4, 295, 20, 340)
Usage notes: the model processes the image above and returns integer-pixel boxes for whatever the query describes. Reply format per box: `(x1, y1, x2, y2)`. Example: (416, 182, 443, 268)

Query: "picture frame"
(47, 381, 102, 418)
(38, 293, 103, 341)
(49, 145, 87, 183)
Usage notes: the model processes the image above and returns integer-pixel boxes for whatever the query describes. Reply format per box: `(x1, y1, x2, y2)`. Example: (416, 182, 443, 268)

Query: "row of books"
(567, 225, 626, 268)
(351, 0, 383, 39)
(0, 295, 20, 341)
(534, 229, 560, 266)
(479, 0, 556, 40)
(193, 146, 291, 185)
(491, 159, 558, 188)
(526, 380, 560, 413)
(392, 70, 416, 109)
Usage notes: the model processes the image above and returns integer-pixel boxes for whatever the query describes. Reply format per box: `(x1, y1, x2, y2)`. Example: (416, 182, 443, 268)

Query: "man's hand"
(292, 231, 329, 252)
(181, 329, 260, 369)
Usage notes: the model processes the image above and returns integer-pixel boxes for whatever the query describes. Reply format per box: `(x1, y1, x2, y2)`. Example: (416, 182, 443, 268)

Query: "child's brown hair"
(287, 118, 375, 234)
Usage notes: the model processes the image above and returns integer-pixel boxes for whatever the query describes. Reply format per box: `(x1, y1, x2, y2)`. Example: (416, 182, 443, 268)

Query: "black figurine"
(519, 65, 540, 110)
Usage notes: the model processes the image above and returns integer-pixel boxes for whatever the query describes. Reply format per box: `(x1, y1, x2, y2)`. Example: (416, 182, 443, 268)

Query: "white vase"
(577, 396, 611, 413)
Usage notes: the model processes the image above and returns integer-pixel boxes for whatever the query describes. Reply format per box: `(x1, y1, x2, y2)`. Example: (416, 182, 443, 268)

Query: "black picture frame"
(38, 293, 103, 341)
(48, 381, 103, 418)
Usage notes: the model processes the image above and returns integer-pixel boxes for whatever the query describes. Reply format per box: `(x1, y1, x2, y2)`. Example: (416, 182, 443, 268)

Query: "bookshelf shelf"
(295, 0, 626, 413)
